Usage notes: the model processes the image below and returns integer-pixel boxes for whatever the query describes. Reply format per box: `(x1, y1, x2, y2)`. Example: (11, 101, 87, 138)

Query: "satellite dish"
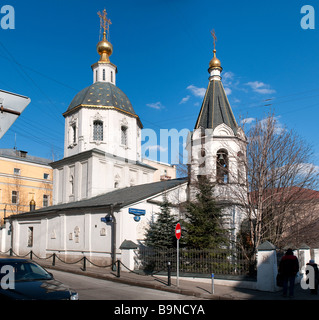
(0, 89, 31, 139)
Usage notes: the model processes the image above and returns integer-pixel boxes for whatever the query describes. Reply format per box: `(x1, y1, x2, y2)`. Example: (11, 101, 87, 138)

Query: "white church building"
(0, 13, 247, 266)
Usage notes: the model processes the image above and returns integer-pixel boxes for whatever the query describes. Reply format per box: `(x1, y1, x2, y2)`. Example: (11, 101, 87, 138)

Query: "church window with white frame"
(121, 125, 128, 146)
(93, 120, 103, 141)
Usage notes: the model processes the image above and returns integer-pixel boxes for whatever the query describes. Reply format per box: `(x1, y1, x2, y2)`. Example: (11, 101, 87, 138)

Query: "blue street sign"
(101, 216, 112, 223)
(128, 208, 146, 216)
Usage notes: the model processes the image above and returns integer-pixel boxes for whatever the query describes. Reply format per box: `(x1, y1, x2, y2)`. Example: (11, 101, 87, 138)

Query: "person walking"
(278, 249, 299, 298)
(306, 259, 319, 295)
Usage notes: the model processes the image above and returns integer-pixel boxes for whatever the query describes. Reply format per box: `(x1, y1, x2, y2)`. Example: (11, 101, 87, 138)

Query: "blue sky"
(0, 0, 319, 167)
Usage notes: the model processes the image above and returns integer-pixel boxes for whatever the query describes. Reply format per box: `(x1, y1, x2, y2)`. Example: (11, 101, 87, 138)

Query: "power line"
(6, 128, 64, 152)
(0, 53, 79, 92)
(0, 42, 65, 126)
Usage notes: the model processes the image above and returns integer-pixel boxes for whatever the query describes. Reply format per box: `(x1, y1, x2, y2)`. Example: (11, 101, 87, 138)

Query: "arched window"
(121, 126, 128, 146)
(111, 71, 113, 83)
(93, 120, 103, 141)
(103, 69, 106, 81)
(216, 149, 229, 184)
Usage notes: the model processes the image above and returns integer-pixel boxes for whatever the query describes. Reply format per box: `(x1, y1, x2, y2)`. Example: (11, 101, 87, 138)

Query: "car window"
(29, 263, 50, 278)
(0, 261, 52, 282)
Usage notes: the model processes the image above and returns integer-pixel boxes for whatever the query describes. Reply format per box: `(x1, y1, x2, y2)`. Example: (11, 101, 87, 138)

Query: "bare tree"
(236, 113, 319, 254)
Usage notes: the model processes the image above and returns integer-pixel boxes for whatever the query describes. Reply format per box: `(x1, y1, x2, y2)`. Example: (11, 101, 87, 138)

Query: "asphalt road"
(48, 269, 203, 300)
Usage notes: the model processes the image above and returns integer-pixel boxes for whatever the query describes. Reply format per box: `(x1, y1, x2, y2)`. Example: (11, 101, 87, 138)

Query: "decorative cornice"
(63, 104, 143, 128)
(63, 104, 138, 119)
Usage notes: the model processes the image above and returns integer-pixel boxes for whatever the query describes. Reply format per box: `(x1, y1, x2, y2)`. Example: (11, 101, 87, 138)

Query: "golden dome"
(97, 32, 113, 62)
(209, 49, 222, 70)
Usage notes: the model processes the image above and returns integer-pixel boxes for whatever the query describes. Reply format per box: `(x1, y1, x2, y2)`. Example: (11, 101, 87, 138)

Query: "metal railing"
(137, 247, 254, 277)
(0, 248, 171, 283)
(0, 246, 255, 284)
(0, 248, 113, 272)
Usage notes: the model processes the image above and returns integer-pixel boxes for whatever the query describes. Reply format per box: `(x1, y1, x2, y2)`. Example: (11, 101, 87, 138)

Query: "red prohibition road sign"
(175, 223, 181, 240)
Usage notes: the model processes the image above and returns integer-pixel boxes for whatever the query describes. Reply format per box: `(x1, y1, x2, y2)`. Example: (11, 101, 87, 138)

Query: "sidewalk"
(33, 257, 319, 300)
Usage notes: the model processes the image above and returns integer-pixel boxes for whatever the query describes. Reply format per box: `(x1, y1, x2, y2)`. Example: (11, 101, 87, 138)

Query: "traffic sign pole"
(175, 223, 181, 288)
(211, 273, 215, 294)
(177, 238, 179, 287)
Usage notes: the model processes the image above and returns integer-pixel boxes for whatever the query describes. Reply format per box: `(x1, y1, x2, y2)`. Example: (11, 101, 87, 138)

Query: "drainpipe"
(3, 204, 6, 226)
(10, 217, 13, 255)
(110, 204, 116, 270)
(109, 202, 123, 271)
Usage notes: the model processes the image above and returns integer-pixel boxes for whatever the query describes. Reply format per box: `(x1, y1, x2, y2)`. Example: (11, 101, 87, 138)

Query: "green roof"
(120, 240, 138, 250)
(10, 178, 188, 218)
(64, 82, 142, 127)
(194, 80, 238, 134)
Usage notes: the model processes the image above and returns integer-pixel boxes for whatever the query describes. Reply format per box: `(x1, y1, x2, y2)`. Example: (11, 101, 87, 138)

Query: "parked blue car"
(0, 256, 78, 300)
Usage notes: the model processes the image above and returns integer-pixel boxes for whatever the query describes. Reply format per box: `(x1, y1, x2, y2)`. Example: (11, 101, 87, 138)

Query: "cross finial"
(98, 9, 112, 41)
(211, 29, 217, 51)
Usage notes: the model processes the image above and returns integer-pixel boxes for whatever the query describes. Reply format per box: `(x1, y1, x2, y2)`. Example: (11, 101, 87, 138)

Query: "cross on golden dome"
(96, 9, 113, 62)
(98, 9, 112, 41)
(209, 29, 222, 70)
(211, 29, 217, 51)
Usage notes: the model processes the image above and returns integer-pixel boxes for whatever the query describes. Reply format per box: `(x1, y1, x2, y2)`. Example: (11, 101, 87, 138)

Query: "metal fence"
(136, 247, 254, 277)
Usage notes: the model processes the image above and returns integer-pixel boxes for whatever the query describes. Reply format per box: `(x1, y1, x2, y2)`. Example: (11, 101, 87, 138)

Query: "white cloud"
(223, 71, 234, 82)
(146, 102, 164, 110)
(222, 72, 235, 95)
(241, 117, 255, 125)
(187, 85, 206, 98)
(297, 163, 319, 175)
(224, 87, 232, 96)
(245, 81, 276, 94)
(179, 95, 190, 104)
(147, 145, 167, 152)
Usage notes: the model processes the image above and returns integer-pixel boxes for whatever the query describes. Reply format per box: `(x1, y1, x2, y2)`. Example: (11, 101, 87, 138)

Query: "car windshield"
(0, 261, 53, 282)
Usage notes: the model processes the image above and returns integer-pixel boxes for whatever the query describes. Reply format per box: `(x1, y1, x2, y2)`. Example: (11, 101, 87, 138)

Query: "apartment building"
(0, 149, 53, 224)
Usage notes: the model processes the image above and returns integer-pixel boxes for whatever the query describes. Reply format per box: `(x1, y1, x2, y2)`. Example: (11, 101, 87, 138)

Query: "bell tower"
(187, 30, 247, 187)
(186, 31, 247, 240)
